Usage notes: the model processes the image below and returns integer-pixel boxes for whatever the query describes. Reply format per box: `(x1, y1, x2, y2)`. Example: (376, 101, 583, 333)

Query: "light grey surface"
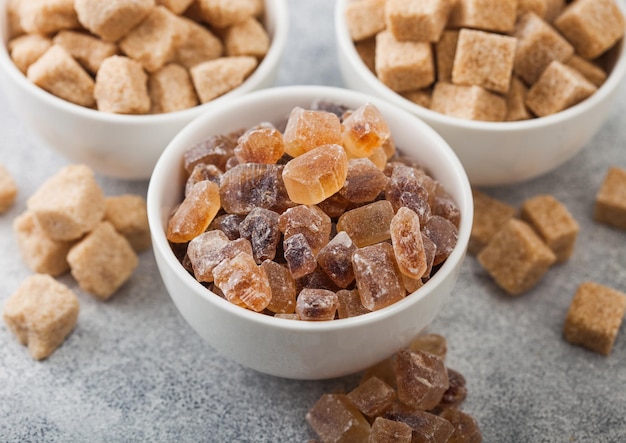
(1, 1, 626, 442)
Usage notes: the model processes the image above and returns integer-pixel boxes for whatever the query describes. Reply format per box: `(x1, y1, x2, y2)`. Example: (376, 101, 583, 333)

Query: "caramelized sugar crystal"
(278, 205, 332, 255)
(386, 164, 432, 226)
(316, 231, 357, 288)
(342, 103, 391, 158)
(318, 193, 351, 218)
(352, 242, 405, 311)
(188, 231, 253, 282)
(185, 163, 223, 197)
(369, 417, 412, 443)
(395, 349, 449, 411)
(347, 376, 396, 417)
(239, 207, 281, 264)
(261, 260, 296, 314)
(183, 133, 237, 173)
(438, 408, 482, 443)
(282, 144, 348, 205)
(235, 126, 285, 164)
(337, 288, 370, 319)
(422, 215, 459, 266)
(408, 333, 448, 359)
(391, 207, 428, 279)
(337, 200, 395, 248)
(212, 251, 271, 312)
(283, 107, 342, 158)
(296, 288, 339, 321)
(383, 402, 455, 443)
(306, 394, 371, 442)
(166, 181, 220, 243)
(339, 158, 389, 203)
(208, 213, 244, 240)
(283, 233, 317, 279)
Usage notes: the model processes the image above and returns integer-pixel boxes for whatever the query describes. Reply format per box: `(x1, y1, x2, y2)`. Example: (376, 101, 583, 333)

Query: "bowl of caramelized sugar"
(147, 85, 472, 379)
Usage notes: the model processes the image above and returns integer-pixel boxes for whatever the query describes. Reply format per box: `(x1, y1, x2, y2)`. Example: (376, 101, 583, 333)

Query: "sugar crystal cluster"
(168, 101, 461, 320)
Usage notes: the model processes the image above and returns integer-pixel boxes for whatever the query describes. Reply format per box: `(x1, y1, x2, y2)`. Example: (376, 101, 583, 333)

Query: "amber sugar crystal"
(337, 200, 395, 248)
(212, 251, 271, 312)
(369, 417, 413, 443)
(347, 376, 396, 417)
(278, 205, 332, 255)
(391, 207, 428, 279)
(395, 349, 449, 411)
(408, 333, 448, 359)
(342, 103, 391, 158)
(383, 402, 455, 442)
(166, 181, 221, 243)
(316, 231, 357, 288)
(306, 394, 371, 442)
(283, 107, 342, 158)
(261, 260, 297, 314)
(296, 288, 339, 321)
(235, 126, 285, 164)
(239, 207, 281, 264)
(439, 408, 482, 443)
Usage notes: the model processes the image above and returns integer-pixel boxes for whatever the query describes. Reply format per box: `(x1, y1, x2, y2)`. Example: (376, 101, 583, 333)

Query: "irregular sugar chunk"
(224, 17, 269, 58)
(337, 200, 395, 248)
(75, 0, 155, 42)
(282, 144, 348, 205)
(208, 213, 244, 240)
(279, 205, 332, 255)
(213, 251, 272, 312)
(448, 0, 517, 33)
(104, 195, 151, 252)
(594, 166, 626, 230)
(317, 231, 357, 288)
(342, 103, 391, 158)
(173, 17, 223, 69)
(383, 403, 455, 442)
(18, 0, 79, 35)
(408, 333, 448, 359)
(194, 0, 261, 28)
(67, 221, 139, 299)
(347, 376, 396, 417)
(318, 193, 351, 218)
(345, 0, 386, 41)
(0, 164, 18, 213)
(306, 394, 372, 442)
(9, 34, 52, 74)
(435, 30, 459, 83)
(352, 242, 405, 311)
(239, 207, 281, 263)
(296, 288, 339, 321)
(431, 82, 506, 122)
(385, 0, 453, 43)
(185, 164, 223, 197)
(470, 189, 516, 255)
(566, 55, 607, 88)
(95, 56, 150, 114)
(337, 288, 370, 319)
(438, 408, 482, 443)
(53, 30, 117, 75)
(439, 368, 468, 408)
(369, 417, 413, 443)
(186, 230, 230, 281)
(261, 260, 297, 314)
(166, 180, 221, 243)
(386, 164, 431, 226)
(297, 266, 342, 293)
(183, 134, 237, 173)
(235, 126, 285, 164)
(391, 207, 427, 279)
(3, 274, 79, 360)
(283, 233, 317, 279)
(394, 349, 449, 410)
(190, 56, 258, 103)
(283, 108, 342, 158)
(401, 274, 424, 294)
(422, 215, 458, 266)
(505, 77, 532, 122)
(149, 63, 198, 113)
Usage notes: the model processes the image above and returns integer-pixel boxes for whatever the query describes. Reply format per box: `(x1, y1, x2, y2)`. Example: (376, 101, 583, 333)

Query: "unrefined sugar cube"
(195, 0, 262, 28)
(149, 64, 198, 114)
(383, 403, 455, 441)
(27, 164, 105, 241)
(375, 30, 435, 93)
(345, 0, 386, 42)
(469, 189, 516, 255)
(518, 0, 565, 22)
(95, 56, 150, 114)
(422, 215, 458, 266)
(477, 218, 556, 295)
(408, 333, 448, 358)
(239, 207, 281, 263)
(306, 394, 371, 442)
(3, 274, 79, 360)
(506, 77, 532, 121)
(75, 0, 155, 42)
(53, 31, 117, 75)
(190, 56, 258, 103)
(157, 0, 194, 14)
(431, 82, 506, 122)
(520, 194, 579, 263)
(17, 0, 79, 35)
(0, 164, 18, 213)
(173, 17, 223, 69)
(342, 103, 391, 159)
(337, 200, 395, 248)
(563, 282, 626, 356)
(347, 376, 396, 417)
(401, 89, 432, 109)
(213, 251, 272, 312)
(27, 45, 95, 108)
(452, 29, 517, 94)
(353, 242, 405, 311)
(391, 207, 427, 279)
(317, 231, 357, 288)
(368, 417, 412, 443)
(104, 195, 151, 253)
(554, 0, 625, 60)
(167, 180, 221, 243)
(296, 288, 339, 321)
(566, 55, 607, 88)
(283, 107, 342, 158)
(261, 260, 297, 314)
(235, 126, 285, 164)
(594, 167, 626, 230)
(394, 349, 449, 410)
(224, 17, 269, 58)
(67, 221, 139, 299)
(435, 30, 459, 83)
(337, 288, 370, 318)
(439, 408, 482, 443)
(385, 0, 454, 43)
(448, 0, 517, 33)
(184, 133, 236, 173)
(13, 211, 72, 276)
(526, 61, 597, 117)
(9, 34, 52, 74)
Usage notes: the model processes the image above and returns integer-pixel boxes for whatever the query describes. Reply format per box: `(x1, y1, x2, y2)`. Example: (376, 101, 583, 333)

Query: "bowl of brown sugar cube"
(147, 85, 473, 379)
(336, 0, 626, 186)
(0, 0, 287, 179)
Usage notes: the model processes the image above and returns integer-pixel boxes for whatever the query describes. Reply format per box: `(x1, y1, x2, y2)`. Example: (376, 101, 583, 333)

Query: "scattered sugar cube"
(469, 190, 517, 255)
(67, 221, 139, 300)
(195, 0, 262, 28)
(563, 282, 626, 355)
(430, 82, 506, 122)
(355, 37, 377, 73)
(385, 0, 454, 43)
(75, 0, 155, 42)
(345, 0, 386, 42)
(375, 30, 435, 92)
(395, 349, 449, 410)
(525, 61, 597, 117)
(306, 394, 371, 442)
(157, 0, 194, 15)
(347, 376, 396, 417)
(554, 0, 626, 60)
(0, 163, 18, 214)
(435, 30, 459, 83)
(149, 63, 198, 113)
(53, 31, 118, 75)
(173, 17, 224, 69)
(439, 408, 482, 443)
(369, 417, 413, 443)
(13, 211, 73, 276)
(384, 403, 455, 441)
(27, 164, 105, 241)
(3, 274, 79, 360)
(477, 219, 556, 295)
(401, 88, 432, 109)
(224, 17, 269, 58)
(514, 12, 574, 85)
(27, 45, 95, 108)
(520, 195, 579, 262)
(452, 29, 517, 94)
(95, 56, 150, 114)
(17, 0, 79, 35)
(448, 0, 518, 33)
(8, 34, 52, 74)
(104, 195, 152, 253)
(190, 56, 258, 103)
(594, 167, 626, 230)
(505, 77, 533, 121)
(408, 333, 448, 358)
(566, 55, 608, 88)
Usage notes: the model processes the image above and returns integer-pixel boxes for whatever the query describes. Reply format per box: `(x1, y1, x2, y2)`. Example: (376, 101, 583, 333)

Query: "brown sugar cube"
(566, 55, 608, 88)
(67, 221, 139, 300)
(375, 30, 435, 93)
(520, 195, 579, 263)
(17, 0, 79, 35)
(355, 37, 377, 73)
(3, 274, 79, 360)
(27, 164, 106, 241)
(525, 61, 597, 118)
(477, 218, 556, 295)
(394, 349, 449, 410)
(119, 6, 189, 73)
(451, 29, 517, 94)
(95, 56, 150, 114)
(430, 82, 506, 122)
(506, 76, 533, 121)
(0, 163, 18, 214)
(470, 190, 516, 255)
(594, 166, 626, 230)
(8, 34, 52, 74)
(345, 0, 386, 42)
(75, 0, 155, 42)
(7, 0, 25, 38)
(190, 56, 258, 103)
(513, 12, 574, 85)
(157, 0, 194, 15)
(173, 17, 224, 69)
(53, 31, 118, 75)
(26, 45, 95, 108)
(13, 211, 73, 276)
(306, 394, 372, 442)
(149, 63, 198, 113)
(224, 17, 269, 58)
(369, 417, 413, 443)
(518, 0, 565, 22)
(563, 282, 626, 356)
(104, 195, 152, 252)
(448, 0, 518, 33)
(195, 0, 262, 28)
(435, 30, 459, 83)
(347, 376, 396, 418)
(385, 0, 454, 43)
(554, 0, 626, 60)
(401, 89, 432, 109)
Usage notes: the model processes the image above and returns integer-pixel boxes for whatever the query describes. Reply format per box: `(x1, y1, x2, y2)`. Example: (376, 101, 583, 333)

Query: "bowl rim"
(147, 84, 473, 334)
(0, 0, 289, 125)
(334, 0, 626, 131)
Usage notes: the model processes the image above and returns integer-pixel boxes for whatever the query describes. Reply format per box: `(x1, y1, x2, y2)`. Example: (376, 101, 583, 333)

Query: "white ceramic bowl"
(147, 85, 473, 379)
(335, 0, 626, 187)
(0, 0, 288, 180)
